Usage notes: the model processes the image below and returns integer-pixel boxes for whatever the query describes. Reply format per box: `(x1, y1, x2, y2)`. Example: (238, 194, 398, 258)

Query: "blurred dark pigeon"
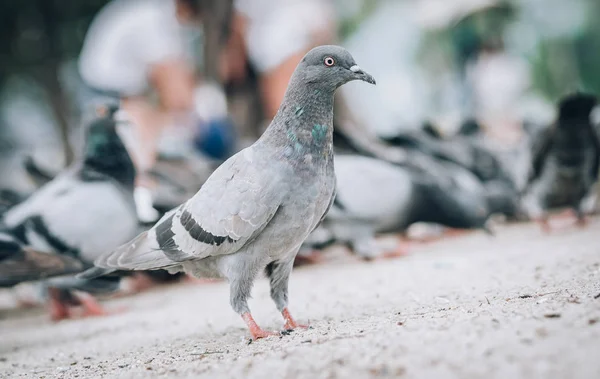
(0, 104, 139, 319)
(79, 45, 376, 340)
(383, 120, 516, 184)
(379, 120, 522, 220)
(0, 236, 83, 287)
(24, 156, 58, 188)
(382, 128, 474, 173)
(453, 119, 521, 219)
(0, 189, 25, 217)
(521, 93, 600, 230)
(301, 154, 491, 259)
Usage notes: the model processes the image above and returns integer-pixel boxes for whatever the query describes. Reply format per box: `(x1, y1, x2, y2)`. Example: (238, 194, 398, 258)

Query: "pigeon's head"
(557, 92, 597, 125)
(83, 103, 136, 188)
(85, 104, 122, 156)
(296, 45, 376, 90)
(457, 118, 483, 137)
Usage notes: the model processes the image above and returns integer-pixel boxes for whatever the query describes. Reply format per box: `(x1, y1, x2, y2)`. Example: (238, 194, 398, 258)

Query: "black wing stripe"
(180, 209, 235, 246)
(155, 213, 179, 252)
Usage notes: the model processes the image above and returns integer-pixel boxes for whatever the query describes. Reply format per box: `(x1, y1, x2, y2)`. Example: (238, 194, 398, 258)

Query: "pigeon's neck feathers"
(261, 71, 335, 155)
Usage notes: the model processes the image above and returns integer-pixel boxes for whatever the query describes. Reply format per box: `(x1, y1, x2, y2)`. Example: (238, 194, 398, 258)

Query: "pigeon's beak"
(350, 65, 376, 85)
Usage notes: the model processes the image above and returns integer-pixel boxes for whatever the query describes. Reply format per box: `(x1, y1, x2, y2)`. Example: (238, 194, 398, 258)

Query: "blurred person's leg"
(259, 51, 308, 119)
(121, 58, 197, 222)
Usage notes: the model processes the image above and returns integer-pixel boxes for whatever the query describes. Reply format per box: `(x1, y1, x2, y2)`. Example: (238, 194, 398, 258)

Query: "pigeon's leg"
(349, 237, 382, 260)
(573, 209, 589, 228)
(376, 236, 410, 259)
(265, 258, 308, 331)
(48, 289, 109, 320)
(294, 248, 325, 267)
(575, 192, 596, 228)
(48, 288, 72, 321)
(241, 313, 278, 340)
(228, 254, 278, 340)
(521, 191, 552, 232)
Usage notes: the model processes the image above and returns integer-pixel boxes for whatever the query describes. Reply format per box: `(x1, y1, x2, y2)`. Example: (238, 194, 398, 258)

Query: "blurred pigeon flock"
(0, 0, 599, 377)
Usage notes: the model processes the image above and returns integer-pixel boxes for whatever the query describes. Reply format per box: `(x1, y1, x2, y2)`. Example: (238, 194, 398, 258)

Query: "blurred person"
(232, 0, 337, 122)
(227, 0, 415, 165)
(78, 0, 203, 222)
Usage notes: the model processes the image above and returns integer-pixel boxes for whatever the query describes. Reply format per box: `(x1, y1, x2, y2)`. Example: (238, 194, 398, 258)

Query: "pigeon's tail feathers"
(93, 231, 176, 272)
(76, 266, 115, 280)
(0, 244, 84, 287)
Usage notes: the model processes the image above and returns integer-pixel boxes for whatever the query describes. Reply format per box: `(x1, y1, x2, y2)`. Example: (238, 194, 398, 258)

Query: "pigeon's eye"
(324, 56, 335, 67)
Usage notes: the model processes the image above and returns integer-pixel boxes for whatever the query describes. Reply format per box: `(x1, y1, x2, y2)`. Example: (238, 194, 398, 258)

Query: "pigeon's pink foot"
(48, 289, 71, 321)
(127, 272, 159, 293)
(282, 308, 309, 330)
(554, 209, 575, 221)
(575, 215, 589, 228)
(381, 240, 410, 259)
(535, 218, 552, 233)
(294, 251, 324, 267)
(242, 312, 279, 340)
(443, 228, 472, 238)
(74, 292, 107, 318)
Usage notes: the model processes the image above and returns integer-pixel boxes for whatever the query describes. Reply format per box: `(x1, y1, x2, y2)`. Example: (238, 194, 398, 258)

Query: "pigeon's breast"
(254, 159, 335, 260)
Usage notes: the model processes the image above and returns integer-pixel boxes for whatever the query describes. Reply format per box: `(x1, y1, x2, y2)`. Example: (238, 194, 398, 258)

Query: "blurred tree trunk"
(33, 64, 74, 165)
(35, 0, 74, 165)
(0, 0, 109, 166)
(199, 0, 233, 83)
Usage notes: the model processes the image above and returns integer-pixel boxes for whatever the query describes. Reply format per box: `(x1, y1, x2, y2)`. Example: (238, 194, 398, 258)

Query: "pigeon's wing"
(1, 172, 77, 230)
(0, 237, 83, 287)
(2, 169, 138, 263)
(527, 125, 554, 185)
(93, 149, 285, 271)
(310, 182, 336, 233)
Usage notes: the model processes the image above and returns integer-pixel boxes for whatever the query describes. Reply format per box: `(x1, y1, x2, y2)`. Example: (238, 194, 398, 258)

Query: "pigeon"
(383, 120, 519, 185)
(453, 119, 521, 219)
(382, 128, 474, 173)
(521, 92, 600, 230)
(301, 154, 491, 259)
(79, 45, 376, 340)
(0, 104, 139, 319)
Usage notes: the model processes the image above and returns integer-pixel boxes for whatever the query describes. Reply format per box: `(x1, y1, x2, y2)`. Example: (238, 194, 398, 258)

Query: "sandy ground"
(1, 220, 600, 379)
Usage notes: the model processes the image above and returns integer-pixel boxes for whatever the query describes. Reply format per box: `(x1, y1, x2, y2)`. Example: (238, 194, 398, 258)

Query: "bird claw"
(535, 218, 552, 233)
(380, 245, 410, 259)
(294, 251, 324, 267)
(282, 308, 308, 331)
(49, 298, 71, 321)
(242, 312, 278, 340)
(49, 291, 119, 321)
(575, 215, 589, 228)
(74, 292, 110, 318)
(283, 323, 309, 331)
(250, 329, 280, 340)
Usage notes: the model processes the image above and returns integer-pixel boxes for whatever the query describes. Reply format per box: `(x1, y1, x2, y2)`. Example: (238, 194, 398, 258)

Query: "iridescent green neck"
(263, 82, 335, 151)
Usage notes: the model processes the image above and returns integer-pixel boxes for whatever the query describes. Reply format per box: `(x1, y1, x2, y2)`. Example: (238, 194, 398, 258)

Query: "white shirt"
(234, 0, 334, 73)
(79, 0, 192, 96)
